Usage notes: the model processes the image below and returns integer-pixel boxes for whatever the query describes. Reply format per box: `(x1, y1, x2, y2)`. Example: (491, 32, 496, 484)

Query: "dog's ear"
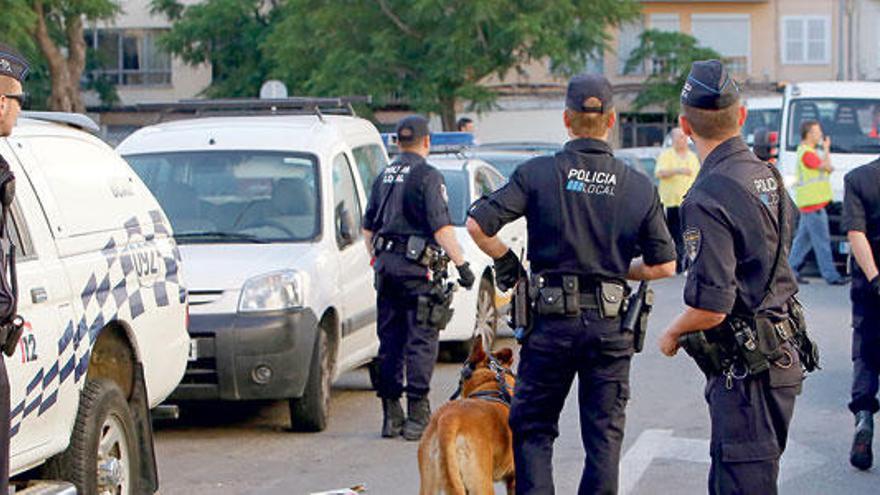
(467, 336, 486, 364)
(493, 348, 514, 367)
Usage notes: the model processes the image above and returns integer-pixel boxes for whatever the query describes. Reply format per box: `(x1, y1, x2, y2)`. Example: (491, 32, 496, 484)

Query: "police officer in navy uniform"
(843, 159, 880, 470)
(363, 115, 475, 441)
(658, 60, 806, 494)
(0, 43, 27, 494)
(467, 74, 677, 494)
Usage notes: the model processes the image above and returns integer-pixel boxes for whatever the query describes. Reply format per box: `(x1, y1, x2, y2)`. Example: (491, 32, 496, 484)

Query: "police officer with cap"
(363, 115, 475, 441)
(467, 74, 677, 494)
(659, 60, 808, 494)
(0, 43, 27, 493)
(842, 157, 880, 470)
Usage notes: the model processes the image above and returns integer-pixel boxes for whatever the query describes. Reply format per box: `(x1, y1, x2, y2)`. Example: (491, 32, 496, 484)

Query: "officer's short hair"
(680, 102, 741, 141)
(799, 120, 819, 140)
(565, 103, 614, 138)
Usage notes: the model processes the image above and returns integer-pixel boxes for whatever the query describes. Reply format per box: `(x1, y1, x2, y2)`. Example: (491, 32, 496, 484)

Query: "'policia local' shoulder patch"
(683, 227, 702, 263)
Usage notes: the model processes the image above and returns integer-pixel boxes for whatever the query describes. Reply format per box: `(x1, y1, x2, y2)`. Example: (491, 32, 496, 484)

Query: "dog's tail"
(438, 419, 467, 495)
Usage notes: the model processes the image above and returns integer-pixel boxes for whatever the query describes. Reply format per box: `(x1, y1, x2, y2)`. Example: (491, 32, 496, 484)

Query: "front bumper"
(171, 308, 319, 401)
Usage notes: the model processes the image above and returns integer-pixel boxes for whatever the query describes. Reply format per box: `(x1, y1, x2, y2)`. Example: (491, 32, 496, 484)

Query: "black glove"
(456, 263, 476, 290)
(494, 250, 525, 292)
(871, 275, 880, 297)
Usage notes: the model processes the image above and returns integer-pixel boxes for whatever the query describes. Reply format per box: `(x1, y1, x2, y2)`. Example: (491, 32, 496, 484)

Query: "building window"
(618, 19, 645, 76)
(585, 49, 605, 75)
(782, 16, 830, 65)
(692, 14, 750, 75)
(650, 13, 680, 32)
(84, 29, 172, 86)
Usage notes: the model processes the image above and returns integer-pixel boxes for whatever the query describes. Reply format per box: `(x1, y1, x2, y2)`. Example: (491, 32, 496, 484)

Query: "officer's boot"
(381, 398, 405, 438)
(850, 410, 874, 470)
(403, 396, 431, 441)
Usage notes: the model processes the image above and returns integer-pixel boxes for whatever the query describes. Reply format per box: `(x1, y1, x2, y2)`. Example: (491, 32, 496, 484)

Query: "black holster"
(416, 283, 455, 331)
(787, 297, 820, 372)
(621, 282, 653, 353)
(511, 277, 532, 344)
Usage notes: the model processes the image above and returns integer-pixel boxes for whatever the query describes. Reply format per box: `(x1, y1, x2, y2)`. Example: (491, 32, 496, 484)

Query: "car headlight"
(238, 270, 304, 313)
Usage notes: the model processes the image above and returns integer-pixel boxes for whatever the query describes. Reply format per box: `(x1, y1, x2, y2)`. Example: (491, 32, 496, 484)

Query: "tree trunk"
(439, 95, 457, 131)
(32, 0, 83, 112)
(65, 14, 87, 113)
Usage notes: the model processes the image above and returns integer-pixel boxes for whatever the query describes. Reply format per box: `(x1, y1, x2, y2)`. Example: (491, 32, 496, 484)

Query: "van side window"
(332, 153, 363, 248)
(351, 144, 388, 199)
(7, 205, 31, 259)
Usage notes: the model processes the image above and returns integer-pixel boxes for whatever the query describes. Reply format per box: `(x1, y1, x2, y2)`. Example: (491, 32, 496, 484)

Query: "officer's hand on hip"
(871, 275, 880, 298)
(457, 263, 476, 290)
(658, 329, 680, 357)
(494, 250, 525, 292)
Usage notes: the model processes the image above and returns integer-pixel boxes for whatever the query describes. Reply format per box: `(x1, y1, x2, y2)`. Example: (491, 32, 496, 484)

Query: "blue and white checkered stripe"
(9, 210, 184, 438)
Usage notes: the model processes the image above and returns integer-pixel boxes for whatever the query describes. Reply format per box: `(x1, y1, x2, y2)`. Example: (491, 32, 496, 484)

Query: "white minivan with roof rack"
(778, 82, 880, 261)
(117, 98, 387, 432)
(2, 112, 188, 494)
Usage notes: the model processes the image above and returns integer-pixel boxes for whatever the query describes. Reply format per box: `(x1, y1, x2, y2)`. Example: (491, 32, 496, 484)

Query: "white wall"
(463, 97, 568, 144)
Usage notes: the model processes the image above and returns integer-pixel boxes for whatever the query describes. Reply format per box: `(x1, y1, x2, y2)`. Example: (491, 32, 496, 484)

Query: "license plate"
(188, 339, 198, 361)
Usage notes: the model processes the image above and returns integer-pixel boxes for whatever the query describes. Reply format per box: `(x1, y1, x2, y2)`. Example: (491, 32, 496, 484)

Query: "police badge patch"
(683, 227, 701, 263)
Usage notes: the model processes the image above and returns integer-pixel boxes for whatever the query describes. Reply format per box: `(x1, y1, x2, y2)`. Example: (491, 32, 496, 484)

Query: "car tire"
(45, 378, 141, 495)
(289, 330, 331, 432)
(448, 276, 497, 362)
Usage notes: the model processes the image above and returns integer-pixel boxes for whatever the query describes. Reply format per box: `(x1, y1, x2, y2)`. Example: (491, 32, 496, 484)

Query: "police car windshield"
(438, 170, 469, 226)
(787, 98, 880, 154)
(125, 151, 320, 244)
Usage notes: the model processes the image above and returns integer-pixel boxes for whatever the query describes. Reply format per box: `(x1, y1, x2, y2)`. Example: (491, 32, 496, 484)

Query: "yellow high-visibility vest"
(794, 143, 832, 208)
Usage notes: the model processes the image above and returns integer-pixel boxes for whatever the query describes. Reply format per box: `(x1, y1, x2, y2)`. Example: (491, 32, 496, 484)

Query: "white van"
(743, 95, 782, 145)
(1, 113, 189, 494)
(117, 100, 387, 432)
(778, 82, 880, 257)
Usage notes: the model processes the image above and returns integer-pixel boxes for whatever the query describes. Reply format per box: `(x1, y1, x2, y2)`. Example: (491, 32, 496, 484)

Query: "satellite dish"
(260, 80, 289, 99)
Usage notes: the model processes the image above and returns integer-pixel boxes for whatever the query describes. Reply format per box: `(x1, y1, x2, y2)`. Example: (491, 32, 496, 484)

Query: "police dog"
(418, 337, 516, 495)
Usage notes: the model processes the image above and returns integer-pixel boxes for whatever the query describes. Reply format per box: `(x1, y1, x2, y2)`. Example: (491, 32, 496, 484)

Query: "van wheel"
(289, 330, 331, 432)
(448, 277, 497, 361)
(47, 379, 141, 495)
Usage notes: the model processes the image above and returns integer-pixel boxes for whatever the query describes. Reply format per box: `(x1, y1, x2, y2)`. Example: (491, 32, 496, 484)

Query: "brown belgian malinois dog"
(418, 337, 516, 495)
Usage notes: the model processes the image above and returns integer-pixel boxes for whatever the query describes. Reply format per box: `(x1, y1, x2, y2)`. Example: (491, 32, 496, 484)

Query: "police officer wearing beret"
(0, 43, 27, 493)
(363, 115, 475, 441)
(659, 60, 809, 495)
(842, 158, 880, 470)
(467, 74, 677, 494)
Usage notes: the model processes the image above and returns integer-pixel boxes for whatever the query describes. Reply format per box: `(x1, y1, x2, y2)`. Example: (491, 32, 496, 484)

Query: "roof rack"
(20, 111, 101, 134)
(136, 96, 372, 122)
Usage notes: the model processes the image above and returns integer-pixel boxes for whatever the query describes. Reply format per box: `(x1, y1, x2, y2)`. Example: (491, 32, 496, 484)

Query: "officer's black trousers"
(850, 293, 880, 414)
(509, 311, 632, 495)
(0, 358, 8, 493)
(375, 275, 438, 400)
(706, 349, 802, 495)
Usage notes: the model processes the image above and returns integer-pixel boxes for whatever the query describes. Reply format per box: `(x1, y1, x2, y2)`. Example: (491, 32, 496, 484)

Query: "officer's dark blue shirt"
(843, 160, 880, 294)
(468, 138, 675, 280)
(363, 152, 452, 239)
(681, 136, 798, 318)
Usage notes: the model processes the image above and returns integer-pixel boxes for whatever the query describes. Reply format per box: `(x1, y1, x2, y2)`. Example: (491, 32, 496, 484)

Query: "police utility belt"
(679, 298, 820, 379)
(374, 235, 442, 268)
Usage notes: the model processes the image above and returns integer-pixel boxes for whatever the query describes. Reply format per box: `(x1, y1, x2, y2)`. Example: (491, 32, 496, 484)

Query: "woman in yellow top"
(655, 128, 701, 272)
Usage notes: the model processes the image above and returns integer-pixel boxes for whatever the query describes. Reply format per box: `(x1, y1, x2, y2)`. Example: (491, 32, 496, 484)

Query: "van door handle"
(31, 288, 47, 304)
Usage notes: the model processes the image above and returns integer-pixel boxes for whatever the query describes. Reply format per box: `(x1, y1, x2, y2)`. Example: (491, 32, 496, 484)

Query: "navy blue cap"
(566, 74, 613, 113)
(0, 44, 29, 82)
(395, 115, 430, 143)
(681, 60, 739, 110)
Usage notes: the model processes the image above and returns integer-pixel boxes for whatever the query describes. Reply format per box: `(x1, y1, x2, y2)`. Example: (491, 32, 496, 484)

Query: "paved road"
(154, 276, 879, 494)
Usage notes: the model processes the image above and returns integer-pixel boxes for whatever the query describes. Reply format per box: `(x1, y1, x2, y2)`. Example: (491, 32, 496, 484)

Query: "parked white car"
(2, 113, 189, 494)
(430, 154, 526, 358)
(118, 102, 387, 432)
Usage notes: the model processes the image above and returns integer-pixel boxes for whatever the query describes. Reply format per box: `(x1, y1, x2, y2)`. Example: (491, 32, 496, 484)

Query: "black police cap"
(0, 44, 29, 82)
(396, 115, 430, 143)
(566, 74, 613, 114)
(680, 60, 739, 110)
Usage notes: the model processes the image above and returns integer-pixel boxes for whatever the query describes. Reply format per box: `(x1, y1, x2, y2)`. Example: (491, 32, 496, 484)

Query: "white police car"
(1, 112, 189, 494)
(117, 99, 387, 432)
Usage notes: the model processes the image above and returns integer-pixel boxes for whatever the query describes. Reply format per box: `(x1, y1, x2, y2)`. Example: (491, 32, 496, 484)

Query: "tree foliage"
(625, 29, 722, 117)
(154, 0, 639, 129)
(151, 0, 279, 98)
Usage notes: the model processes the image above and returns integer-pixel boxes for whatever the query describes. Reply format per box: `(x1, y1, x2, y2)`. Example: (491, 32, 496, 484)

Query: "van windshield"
(787, 98, 880, 154)
(125, 151, 320, 244)
(742, 108, 781, 144)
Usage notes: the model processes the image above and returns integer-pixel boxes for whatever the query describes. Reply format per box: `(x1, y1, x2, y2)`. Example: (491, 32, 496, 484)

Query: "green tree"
(625, 29, 722, 118)
(263, 0, 640, 130)
(150, 0, 278, 98)
(0, 0, 119, 111)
